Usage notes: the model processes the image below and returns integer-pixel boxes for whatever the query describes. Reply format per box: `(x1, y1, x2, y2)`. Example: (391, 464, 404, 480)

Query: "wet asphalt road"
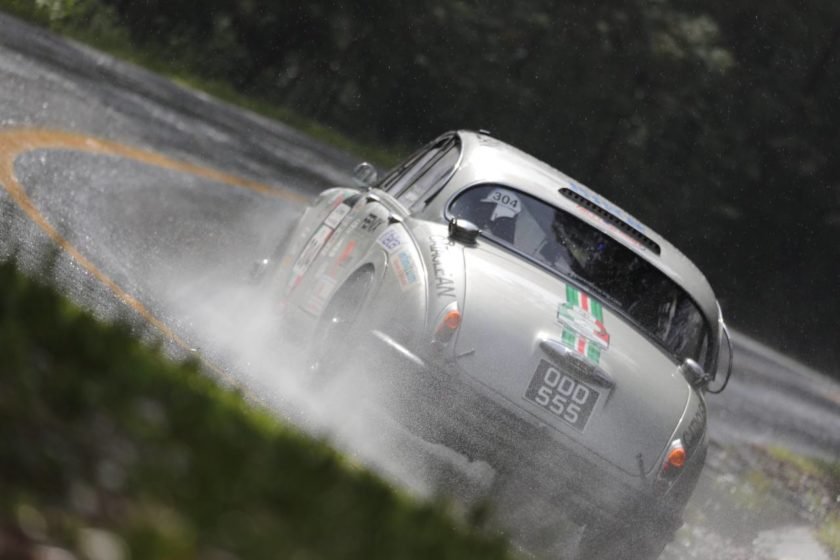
(1, 11, 838, 559)
(0, 10, 353, 356)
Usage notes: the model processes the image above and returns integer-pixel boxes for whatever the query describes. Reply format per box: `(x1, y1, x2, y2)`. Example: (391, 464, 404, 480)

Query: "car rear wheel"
(308, 266, 375, 378)
(576, 512, 680, 560)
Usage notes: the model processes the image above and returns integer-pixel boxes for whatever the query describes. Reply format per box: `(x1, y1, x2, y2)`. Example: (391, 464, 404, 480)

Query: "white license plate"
(525, 360, 600, 431)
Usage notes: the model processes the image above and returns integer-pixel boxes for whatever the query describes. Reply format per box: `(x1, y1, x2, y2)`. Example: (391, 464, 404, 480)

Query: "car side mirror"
(448, 218, 480, 245)
(352, 162, 378, 189)
(707, 320, 734, 394)
(680, 358, 710, 388)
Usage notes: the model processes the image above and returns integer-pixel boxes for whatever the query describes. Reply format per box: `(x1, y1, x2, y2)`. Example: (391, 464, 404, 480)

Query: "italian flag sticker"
(556, 284, 611, 364)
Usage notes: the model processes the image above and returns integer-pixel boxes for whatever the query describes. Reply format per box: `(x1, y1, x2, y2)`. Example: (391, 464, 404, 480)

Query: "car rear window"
(448, 184, 709, 363)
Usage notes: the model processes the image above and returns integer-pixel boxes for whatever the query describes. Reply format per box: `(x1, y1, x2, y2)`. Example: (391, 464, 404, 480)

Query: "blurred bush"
(0, 260, 509, 559)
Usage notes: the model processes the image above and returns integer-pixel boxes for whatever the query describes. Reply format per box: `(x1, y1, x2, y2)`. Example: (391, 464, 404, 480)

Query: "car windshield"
(449, 184, 709, 362)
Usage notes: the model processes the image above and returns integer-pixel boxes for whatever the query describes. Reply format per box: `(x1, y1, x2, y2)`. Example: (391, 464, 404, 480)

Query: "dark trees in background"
(103, 0, 840, 375)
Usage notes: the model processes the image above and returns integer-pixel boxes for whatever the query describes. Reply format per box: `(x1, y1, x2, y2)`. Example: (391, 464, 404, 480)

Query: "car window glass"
(448, 184, 710, 361)
(381, 146, 441, 194)
(398, 142, 460, 210)
(377, 144, 430, 192)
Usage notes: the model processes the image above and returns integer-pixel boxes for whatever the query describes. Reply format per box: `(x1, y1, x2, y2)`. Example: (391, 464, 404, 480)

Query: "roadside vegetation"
(669, 442, 840, 559)
(720, 444, 840, 559)
(0, 259, 509, 559)
(0, 0, 401, 167)
(763, 447, 840, 559)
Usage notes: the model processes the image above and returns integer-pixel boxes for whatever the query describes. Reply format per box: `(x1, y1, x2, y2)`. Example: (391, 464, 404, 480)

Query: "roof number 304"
(482, 189, 522, 221)
(490, 190, 518, 208)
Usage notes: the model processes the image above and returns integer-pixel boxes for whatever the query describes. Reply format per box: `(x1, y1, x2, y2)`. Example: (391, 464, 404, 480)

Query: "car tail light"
(662, 439, 686, 476)
(442, 310, 462, 330)
(433, 304, 462, 343)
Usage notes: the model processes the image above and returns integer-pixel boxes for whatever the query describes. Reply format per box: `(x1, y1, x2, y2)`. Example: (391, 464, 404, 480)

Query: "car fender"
(358, 221, 430, 348)
(656, 387, 708, 503)
(278, 188, 359, 274)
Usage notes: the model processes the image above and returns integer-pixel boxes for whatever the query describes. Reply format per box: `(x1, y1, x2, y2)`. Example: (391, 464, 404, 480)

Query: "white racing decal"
(390, 249, 420, 291)
(327, 191, 345, 206)
(577, 204, 647, 252)
(304, 274, 338, 315)
(360, 212, 385, 233)
(376, 226, 407, 254)
(324, 203, 352, 229)
(481, 188, 521, 221)
(565, 180, 646, 233)
(325, 239, 357, 273)
(286, 199, 353, 294)
(293, 225, 332, 275)
(428, 235, 456, 298)
(287, 224, 333, 293)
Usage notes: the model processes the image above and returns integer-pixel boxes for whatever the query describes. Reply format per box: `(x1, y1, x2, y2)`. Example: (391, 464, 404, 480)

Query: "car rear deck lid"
(539, 338, 615, 389)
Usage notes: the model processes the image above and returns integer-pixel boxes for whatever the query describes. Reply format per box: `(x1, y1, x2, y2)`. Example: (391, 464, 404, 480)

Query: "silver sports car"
(261, 130, 732, 559)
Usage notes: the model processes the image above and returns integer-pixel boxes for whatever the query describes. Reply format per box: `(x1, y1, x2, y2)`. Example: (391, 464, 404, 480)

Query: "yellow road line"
(0, 128, 305, 383)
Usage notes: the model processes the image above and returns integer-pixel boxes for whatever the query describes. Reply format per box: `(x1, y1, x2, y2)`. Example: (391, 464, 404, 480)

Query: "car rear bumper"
(364, 328, 679, 526)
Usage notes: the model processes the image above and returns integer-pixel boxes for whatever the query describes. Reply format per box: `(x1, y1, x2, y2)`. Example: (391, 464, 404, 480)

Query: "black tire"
(576, 514, 680, 560)
(576, 448, 703, 560)
(308, 267, 375, 378)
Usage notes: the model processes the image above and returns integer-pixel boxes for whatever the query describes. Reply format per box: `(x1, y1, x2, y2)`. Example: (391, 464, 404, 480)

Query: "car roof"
(448, 130, 720, 331)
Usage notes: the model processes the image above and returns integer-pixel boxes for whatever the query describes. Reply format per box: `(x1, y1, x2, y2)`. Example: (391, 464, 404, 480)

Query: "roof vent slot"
(558, 188, 661, 255)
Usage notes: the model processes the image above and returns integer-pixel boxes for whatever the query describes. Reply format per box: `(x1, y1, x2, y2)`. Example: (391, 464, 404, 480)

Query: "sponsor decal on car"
(360, 212, 385, 233)
(334, 239, 356, 267)
(376, 226, 407, 254)
(327, 191, 345, 206)
(324, 202, 352, 229)
(556, 284, 610, 364)
(428, 235, 457, 298)
(323, 239, 357, 279)
(565, 180, 646, 233)
(287, 224, 333, 294)
(481, 188, 522, 221)
(682, 399, 707, 454)
(285, 199, 356, 294)
(390, 249, 420, 291)
(576, 204, 648, 253)
(345, 216, 363, 232)
(304, 274, 338, 315)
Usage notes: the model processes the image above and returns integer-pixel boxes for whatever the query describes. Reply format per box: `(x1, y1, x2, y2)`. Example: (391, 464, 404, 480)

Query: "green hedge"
(0, 260, 509, 559)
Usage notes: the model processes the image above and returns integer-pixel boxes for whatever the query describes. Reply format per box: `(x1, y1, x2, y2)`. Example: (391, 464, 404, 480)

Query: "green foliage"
(820, 514, 840, 560)
(0, 0, 50, 23)
(0, 0, 402, 167)
(0, 260, 509, 559)
(766, 446, 840, 486)
(766, 446, 840, 560)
